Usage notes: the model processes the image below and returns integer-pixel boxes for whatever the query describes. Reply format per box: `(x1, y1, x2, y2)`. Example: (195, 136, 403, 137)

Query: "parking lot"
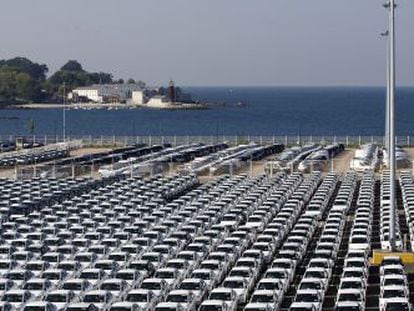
(0, 168, 414, 310)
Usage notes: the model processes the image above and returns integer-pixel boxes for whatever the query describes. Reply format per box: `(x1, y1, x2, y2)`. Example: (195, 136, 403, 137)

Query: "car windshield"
(300, 282, 322, 290)
(335, 307, 362, 311)
(168, 294, 189, 303)
(46, 294, 68, 302)
(341, 282, 362, 289)
(80, 272, 100, 279)
(117, 272, 134, 280)
(3, 294, 24, 302)
(95, 263, 113, 270)
(142, 282, 162, 290)
(0, 262, 11, 268)
(385, 302, 410, 311)
(155, 271, 174, 279)
(343, 271, 363, 278)
(231, 270, 250, 278)
(383, 289, 406, 298)
(296, 293, 319, 302)
(84, 295, 105, 303)
(126, 293, 148, 302)
(42, 272, 60, 280)
(181, 282, 200, 290)
(339, 294, 361, 302)
(200, 306, 223, 311)
(251, 294, 274, 303)
(101, 283, 121, 291)
(26, 264, 43, 270)
(258, 282, 280, 290)
(24, 283, 44, 290)
(304, 271, 324, 278)
(223, 280, 245, 288)
(384, 279, 405, 286)
(210, 292, 232, 300)
(266, 271, 285, 278)
(63, 283, 83, 290)
(8, 272, 26, 280)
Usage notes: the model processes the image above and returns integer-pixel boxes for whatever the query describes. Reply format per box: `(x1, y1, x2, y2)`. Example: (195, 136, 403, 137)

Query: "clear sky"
(0, 0, 412, 86)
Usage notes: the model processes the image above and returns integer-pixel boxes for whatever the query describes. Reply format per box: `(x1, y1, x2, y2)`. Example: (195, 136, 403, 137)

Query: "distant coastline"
(12, 102, 209, 110)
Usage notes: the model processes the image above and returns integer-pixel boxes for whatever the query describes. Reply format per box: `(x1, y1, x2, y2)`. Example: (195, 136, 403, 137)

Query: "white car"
(124, 289, 161, 310)
(381, 297, 413, 311)
(2, 289, 34, 309)
(379, 285, 410, 310)
(44, 290, 79, 311)
(248, 290, 281, 310)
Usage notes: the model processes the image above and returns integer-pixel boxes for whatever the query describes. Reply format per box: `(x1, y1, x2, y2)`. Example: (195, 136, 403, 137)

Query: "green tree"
(61, 60, 84, 72)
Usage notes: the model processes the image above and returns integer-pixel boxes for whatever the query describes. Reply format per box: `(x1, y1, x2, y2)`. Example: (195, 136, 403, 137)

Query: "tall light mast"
(384, 0, 397, 251)
(63, 82, 66, 142)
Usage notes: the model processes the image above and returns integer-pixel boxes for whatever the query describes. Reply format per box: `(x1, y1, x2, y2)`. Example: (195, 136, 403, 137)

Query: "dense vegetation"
(0, 57, 137, 104)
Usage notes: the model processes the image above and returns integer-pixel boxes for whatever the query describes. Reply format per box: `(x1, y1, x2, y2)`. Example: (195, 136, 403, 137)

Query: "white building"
(131, 90, 145, 105)
(71, 84, 143, 103)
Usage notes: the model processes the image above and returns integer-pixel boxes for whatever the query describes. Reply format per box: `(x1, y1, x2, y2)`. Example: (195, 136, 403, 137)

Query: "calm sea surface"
(0, 87, 413, 136)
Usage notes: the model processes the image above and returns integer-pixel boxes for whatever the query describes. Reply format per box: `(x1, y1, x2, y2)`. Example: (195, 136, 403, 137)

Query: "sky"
(0, 0, 413, 87)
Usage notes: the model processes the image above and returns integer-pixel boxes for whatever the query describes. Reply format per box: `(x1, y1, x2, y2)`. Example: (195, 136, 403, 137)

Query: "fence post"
(272, 135, 275, 144)
(285, 136, 288, 147)
(408, 136, 410, 148)
(358, 136, 361, 146)
(346, 136, 349, 148)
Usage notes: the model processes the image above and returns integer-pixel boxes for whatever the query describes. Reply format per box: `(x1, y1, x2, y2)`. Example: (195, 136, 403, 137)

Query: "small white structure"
(131, 91, 145, 105)
(145, 96, 170, 108)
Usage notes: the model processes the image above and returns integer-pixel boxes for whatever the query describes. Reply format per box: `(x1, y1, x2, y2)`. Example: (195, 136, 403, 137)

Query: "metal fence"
(1, 134, 414, 147)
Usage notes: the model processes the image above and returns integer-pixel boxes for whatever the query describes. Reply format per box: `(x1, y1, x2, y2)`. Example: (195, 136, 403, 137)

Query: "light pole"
(384, 0, 397, 251)
(62, 82, 67, 142)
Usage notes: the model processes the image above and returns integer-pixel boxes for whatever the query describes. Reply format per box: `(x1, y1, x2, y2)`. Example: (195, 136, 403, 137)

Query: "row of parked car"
(0, 173, 201, 310)
(379, 256, 412, 311)
(245, 171, 323, 311)
(123, 173, 282, 311)
(216, 172, 308, 311)
(0, 167, 338, 311)
(99, 143, 229, 178)
(290, 172, 357, 311)
(332, 172, 374, 311)
(0, 150, 70, 168)
(399, 171, 414, 251)
(0, 177, 122, 218)
(183, 144, 284, 176)
(380, 171, 404, 250)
